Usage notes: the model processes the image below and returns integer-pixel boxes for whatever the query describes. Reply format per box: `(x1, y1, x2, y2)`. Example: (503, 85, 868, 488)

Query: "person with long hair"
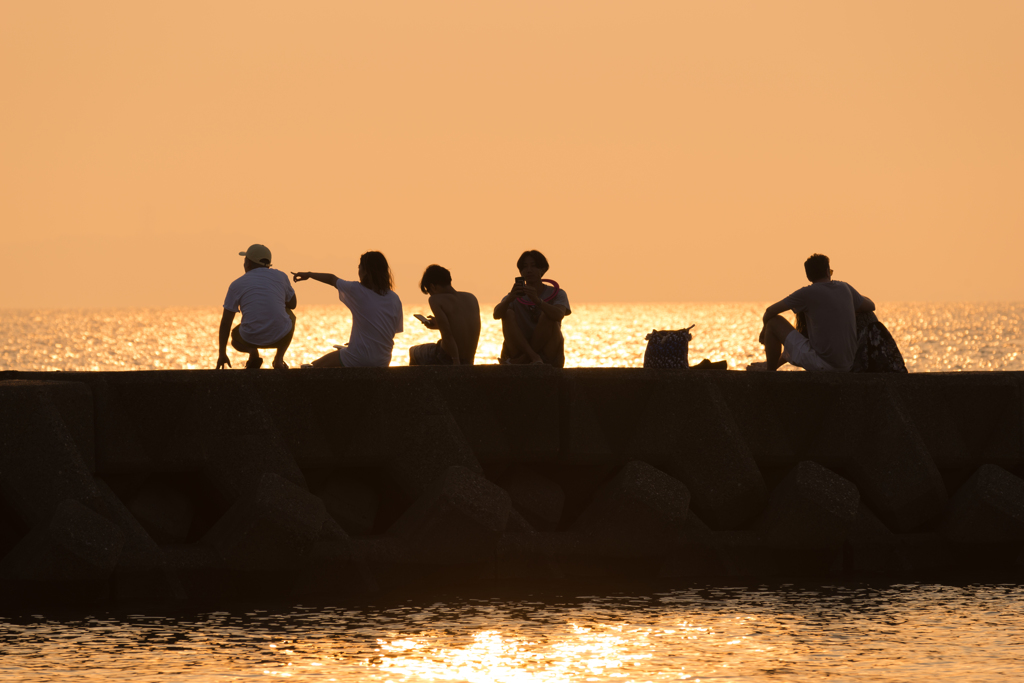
(291, 251, 403, 368)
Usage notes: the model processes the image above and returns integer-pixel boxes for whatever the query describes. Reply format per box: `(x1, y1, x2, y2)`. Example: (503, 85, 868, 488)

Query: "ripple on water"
(1, 302, 1021, 372)
(2, 584, 1024, 681)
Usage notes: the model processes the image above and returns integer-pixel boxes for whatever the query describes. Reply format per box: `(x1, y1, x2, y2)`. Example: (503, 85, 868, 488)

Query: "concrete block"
(804, 381, 947, 532)
(431, 365, 560, 467)
(0, 385, 99, 527)
(758, 461, 860, 544)
(127, 482, 194, 545)
(898, 374, 1022, 471)
(715, 374, 834, 469)
(942, 464, 1024, 544)
(562, 371, 766, 529)
(659, 511, 726, 577)
(0, 381, 95, 472)
(202, 473, 328, 571)
(573, 461, 691, 557)
(501, 470, 564, 531)
(317, 477, 378, 536)
(194, 382, 307, 504)
(389, 466, 511, 564)
(639, 379, 767, 529)
(87, 479, 185, 601)
(714, 531, 844, 576)
(0, 499, 123, 583)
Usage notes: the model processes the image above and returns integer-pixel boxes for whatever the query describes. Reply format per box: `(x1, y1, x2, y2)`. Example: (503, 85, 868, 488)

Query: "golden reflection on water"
(1, 302, 1021, 372)
(3, 585, 1024, 681)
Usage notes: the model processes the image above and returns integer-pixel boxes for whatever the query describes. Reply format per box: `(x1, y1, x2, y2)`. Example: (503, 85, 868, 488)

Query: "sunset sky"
(2, 1, 1021, 308)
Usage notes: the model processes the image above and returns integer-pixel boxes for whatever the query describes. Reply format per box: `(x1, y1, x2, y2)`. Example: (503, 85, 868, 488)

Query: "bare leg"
(501, 312, 543, 363)
(532, 315, 565, 368)
(311, 349, 343, 368)
(762, 315, 795, 371)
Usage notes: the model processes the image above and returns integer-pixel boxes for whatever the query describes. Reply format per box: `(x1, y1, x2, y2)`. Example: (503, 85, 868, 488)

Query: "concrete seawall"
(1, 367, 1022, 605)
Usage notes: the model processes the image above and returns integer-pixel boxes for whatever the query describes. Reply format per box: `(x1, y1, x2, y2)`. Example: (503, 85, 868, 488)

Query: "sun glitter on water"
(1, 302, 1021, 372)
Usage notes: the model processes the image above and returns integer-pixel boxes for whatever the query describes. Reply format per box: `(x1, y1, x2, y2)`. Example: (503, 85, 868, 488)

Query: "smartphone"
(514, 277, 525, 288)
(413, 313, 429, 324)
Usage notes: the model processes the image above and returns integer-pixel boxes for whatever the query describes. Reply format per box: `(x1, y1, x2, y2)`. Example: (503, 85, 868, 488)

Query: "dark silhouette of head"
(804, 253, 831, 282)
(359, 251, 394, 295)
(517, 250, 549, 275)
(420, 265, 452, 294)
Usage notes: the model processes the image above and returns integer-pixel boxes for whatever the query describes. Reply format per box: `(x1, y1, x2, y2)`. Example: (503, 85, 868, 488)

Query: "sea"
(1, 302, 1022, 372)
(1, 303, 1023, 681)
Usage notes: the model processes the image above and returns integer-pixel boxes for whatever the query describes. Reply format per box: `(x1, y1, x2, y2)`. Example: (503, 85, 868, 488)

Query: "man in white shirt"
(752, 253, 875, 372)
(217, 244, 297, 370)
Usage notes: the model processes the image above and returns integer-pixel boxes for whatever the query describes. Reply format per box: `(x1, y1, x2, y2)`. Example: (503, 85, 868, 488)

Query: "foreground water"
(1, 302, 1022, 372)
(2, 583, 1023, 681)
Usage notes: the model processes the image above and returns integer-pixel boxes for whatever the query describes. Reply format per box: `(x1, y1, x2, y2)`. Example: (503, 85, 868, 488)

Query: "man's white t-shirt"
(223, 268, 296, 346)
(335, 279, 403, 367)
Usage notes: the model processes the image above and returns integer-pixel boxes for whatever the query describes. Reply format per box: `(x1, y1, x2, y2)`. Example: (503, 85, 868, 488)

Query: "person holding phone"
(493, 250, 571, 367)
(409, 265, 480, 366)
(291, 251, 403, 368)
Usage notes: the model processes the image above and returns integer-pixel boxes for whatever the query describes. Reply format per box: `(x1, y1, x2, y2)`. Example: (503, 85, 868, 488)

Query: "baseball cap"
(239, 244, 272, 266)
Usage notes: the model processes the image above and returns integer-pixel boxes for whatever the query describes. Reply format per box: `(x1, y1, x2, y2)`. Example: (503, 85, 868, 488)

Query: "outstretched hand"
(217, 353, 231, 370)
(291, 271, 310, 283)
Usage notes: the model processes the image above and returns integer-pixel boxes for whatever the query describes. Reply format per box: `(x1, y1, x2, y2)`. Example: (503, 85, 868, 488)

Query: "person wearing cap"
(217, 244, 297, 370)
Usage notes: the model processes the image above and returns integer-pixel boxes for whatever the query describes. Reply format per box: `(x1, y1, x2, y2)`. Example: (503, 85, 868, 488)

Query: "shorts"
(231, 309, 296, 352)
(783, 329, 841, 372)
(409, 341, 453, 366)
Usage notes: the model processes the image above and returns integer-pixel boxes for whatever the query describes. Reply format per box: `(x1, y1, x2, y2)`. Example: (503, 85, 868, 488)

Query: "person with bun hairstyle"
(493, 250, 571, 367)
(291, 251, 403, 368)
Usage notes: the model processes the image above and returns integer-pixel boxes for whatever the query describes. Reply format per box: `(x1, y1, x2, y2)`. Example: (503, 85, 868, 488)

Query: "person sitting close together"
(291, 251, 403, 368)
(752, 253, 875, 372)
(217, 244, 297, 370)
(409, 265, 481, 366)
(493, 250, 571, 367)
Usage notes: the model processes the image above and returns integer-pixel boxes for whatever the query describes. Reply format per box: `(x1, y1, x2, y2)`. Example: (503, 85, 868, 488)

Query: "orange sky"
(2, 1, 1022, 308)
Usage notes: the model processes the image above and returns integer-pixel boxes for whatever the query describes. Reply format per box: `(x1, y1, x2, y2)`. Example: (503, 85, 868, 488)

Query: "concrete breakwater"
(0, 367, 1022, 605)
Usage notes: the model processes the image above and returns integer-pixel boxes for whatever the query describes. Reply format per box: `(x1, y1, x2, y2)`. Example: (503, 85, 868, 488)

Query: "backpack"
(851, 312, 908, 373)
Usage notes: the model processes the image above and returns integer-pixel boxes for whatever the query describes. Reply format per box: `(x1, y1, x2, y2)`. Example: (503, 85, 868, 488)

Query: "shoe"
(245, 357, 263, 370)
(273, 361, 289, 370)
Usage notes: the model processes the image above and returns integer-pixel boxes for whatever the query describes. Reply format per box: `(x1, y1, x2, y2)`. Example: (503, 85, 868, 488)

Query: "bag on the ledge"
(851, 311, 908, 373)
(643, 326, 693, 369)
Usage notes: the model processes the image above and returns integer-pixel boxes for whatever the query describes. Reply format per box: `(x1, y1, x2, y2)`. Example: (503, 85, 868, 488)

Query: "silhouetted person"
(409, 265, 481, 366)
(217, 244, 297, 370)
(291, 251, 402, 368)
(494, 250, 570, 367)
(752, 253, 875, 372)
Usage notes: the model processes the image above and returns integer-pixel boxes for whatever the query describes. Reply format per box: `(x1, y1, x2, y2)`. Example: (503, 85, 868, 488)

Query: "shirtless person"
(752, 253, 875, 372)
(494, 250, 570, 367)
(409, 265, 481, 366)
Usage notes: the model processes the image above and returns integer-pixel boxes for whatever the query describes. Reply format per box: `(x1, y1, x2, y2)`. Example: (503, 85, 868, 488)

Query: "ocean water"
(2, 584, 1024, 682)
(1, 302, 1022, 372)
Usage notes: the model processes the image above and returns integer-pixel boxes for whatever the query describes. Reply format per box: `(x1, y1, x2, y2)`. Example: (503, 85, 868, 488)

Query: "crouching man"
(752, 253, 875, 372)
(216, 243, 297, 370)
(409, 265, 480, 366)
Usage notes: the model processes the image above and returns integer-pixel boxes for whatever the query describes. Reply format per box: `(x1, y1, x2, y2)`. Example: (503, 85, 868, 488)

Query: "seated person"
(409, 265, 481, 366)
(493, 250, 570, 367)
(752, 253, 875, 372)
(217, 244, 297, 370)
(291, 251, 403, 368)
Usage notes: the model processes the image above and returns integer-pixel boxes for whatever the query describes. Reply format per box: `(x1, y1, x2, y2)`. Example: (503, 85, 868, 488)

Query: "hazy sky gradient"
(2, 1, 1022, 308)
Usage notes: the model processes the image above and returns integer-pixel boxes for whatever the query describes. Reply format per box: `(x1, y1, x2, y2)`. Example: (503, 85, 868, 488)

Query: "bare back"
(428, 290, 481, 364)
